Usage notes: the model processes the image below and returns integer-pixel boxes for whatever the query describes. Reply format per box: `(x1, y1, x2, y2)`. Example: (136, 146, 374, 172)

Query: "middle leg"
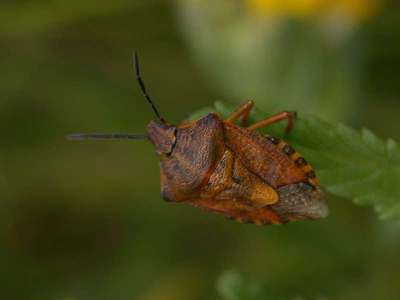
(225, 100, 254, 126)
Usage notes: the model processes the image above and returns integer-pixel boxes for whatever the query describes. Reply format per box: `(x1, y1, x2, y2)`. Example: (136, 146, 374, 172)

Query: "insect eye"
(147, 121, 177, 155)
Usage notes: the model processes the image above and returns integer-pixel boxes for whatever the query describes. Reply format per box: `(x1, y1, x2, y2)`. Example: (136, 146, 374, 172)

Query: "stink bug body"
(68, 53, 328, 225)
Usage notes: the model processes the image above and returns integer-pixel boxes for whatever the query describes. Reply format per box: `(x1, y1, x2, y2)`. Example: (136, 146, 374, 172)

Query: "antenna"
(66, 133, 148, 141)
(133, 51, 166, 123)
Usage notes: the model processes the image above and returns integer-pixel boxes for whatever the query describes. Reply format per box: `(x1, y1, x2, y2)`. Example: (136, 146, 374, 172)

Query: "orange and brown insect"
(68, 53, 328, 225)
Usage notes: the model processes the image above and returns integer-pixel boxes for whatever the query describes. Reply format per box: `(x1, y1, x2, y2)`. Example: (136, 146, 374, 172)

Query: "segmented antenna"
(66, 133, 148, 141)
(133, 52, 166, 123)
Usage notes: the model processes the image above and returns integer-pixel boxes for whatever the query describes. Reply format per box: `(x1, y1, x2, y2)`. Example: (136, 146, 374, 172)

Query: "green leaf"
(217, 271, 307, 300)
(189, 102, 400, 220)
(217, 271, 265, 300)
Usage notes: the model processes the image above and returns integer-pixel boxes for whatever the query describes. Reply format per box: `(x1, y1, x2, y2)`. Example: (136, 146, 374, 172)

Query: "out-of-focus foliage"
(0, 0, 140, 37)
(1, 0, 400, 300)
(217, 271, 311, 300)
(191, 101, 400, 220)
(218, 271, 326, 300)
(175, 0, 385, 121)
(218, 271, 264, 300)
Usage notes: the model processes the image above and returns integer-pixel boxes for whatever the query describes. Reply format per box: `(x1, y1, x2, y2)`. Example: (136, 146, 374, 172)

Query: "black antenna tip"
(66, 133, 149, 141)
(132, 51, 166, 123)
(66, 133, 86, 140)
(133, 51, 139, 74)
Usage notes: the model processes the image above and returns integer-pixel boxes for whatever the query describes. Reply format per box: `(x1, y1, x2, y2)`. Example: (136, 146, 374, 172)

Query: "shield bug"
(67, 53, 328, 225)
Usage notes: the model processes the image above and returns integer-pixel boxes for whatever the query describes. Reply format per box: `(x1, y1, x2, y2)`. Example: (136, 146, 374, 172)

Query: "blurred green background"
(1, 1, 400, 299)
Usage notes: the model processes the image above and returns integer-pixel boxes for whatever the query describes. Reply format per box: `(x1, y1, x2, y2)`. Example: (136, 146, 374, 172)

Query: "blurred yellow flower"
(248, 0, 384, 22)
(248, 0, 324, 17)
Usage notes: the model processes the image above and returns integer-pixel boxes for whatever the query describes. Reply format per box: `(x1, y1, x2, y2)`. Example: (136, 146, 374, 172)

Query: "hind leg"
(247, 111, 297, 132)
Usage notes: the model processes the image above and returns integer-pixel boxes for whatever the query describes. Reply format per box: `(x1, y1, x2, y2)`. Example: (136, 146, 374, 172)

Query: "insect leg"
(247, 111, 297, 132)
(225, 100, 254, 126)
